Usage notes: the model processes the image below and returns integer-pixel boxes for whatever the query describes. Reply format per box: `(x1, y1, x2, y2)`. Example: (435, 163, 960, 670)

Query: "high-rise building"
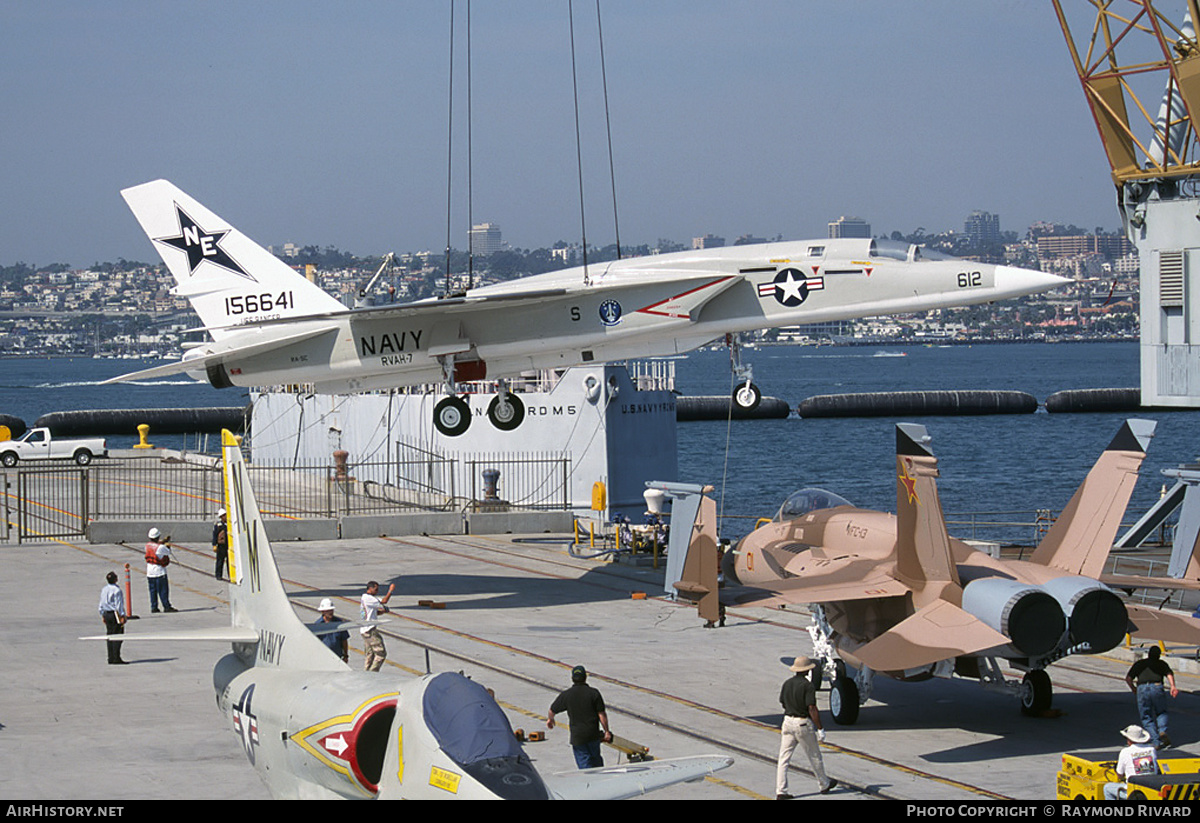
(828, 216, 871, 238)
(692, 234, 726, 249)
(964, 210, 1001, 245)
(469, 223, 502, 256)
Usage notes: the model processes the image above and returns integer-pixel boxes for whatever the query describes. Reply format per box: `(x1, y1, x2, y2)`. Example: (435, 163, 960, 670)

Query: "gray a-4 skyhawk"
(111, 180, 1066, 435)
(83, 430, 734, 799)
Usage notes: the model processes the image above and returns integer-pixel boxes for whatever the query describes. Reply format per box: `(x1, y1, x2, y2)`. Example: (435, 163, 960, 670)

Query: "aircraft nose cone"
(993, 265, 1070, 297)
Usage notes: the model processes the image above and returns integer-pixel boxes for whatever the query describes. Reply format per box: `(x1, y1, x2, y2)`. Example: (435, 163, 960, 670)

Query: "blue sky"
(0, 1, 1126, 267)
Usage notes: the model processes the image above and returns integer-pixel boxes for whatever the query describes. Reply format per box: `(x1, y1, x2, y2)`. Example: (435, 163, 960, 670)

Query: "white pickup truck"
(0, 427, 107, 467)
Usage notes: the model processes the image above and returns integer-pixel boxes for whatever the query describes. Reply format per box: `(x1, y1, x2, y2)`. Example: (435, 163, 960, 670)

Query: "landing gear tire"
(1020, 669, 1052, 716)
(433, 396, 471, 437)
(487, 393, 525, 431)
(732, 382, 761, 412)
(830, 676, 860, 725)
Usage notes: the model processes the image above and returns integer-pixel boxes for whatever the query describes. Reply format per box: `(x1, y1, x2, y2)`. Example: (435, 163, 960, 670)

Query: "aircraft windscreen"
(422, 672, 549, 799)
(775, 488, 853, 521)
(869, 239, 911, 261)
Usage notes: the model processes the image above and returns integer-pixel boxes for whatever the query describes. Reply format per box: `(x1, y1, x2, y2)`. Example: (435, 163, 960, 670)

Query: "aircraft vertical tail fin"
(1030, 419, 1156, 577)
(894, 423, 960, 600)
(121, 180, 346, 339)
(672, 494, 722, 624)
(654, 482, 722, 623)
(222, 429, 346, 671)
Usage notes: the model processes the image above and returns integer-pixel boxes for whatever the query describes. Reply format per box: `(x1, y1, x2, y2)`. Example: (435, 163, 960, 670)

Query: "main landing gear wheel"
(433, 395, 471, 437)
(1020, 670, 1052, 716)
(732, 382, 761, 412)
(829, 675, 860, 725)
(487, 393, 525, 431)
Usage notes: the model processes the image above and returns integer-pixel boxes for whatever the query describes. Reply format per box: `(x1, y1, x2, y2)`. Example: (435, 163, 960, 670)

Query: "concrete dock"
(1, 530, 1196, 802)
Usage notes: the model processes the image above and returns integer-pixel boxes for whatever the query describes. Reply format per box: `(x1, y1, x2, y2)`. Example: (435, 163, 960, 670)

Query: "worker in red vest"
(145, 527, 177, 613)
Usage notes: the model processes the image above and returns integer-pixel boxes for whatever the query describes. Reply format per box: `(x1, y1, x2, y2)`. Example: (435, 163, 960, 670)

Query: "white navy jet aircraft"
(111, 180, 1066, 436)
(84, 430, 734, 799)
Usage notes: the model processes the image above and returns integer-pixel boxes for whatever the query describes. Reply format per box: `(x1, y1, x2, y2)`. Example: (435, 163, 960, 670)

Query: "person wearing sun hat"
(1103, 725, 1158, 800)
(311, 598, 350, 663)
(776, 655, 837, 799)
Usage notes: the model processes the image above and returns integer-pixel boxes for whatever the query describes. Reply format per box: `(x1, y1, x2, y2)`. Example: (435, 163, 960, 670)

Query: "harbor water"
(3, 342, 1198, 541)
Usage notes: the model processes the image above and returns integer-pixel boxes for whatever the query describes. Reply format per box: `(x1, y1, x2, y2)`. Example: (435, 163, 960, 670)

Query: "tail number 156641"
(224, 291, 294, 316)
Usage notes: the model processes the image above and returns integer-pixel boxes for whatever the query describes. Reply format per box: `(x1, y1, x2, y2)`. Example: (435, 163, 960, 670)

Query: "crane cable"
(568, 1, 590, 285)
(443, 1, 455, 297)
(596, 0, 622, 260)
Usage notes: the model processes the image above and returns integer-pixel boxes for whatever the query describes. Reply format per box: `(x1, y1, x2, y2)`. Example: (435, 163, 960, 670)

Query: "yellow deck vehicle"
(1056, 751, 1200, 800)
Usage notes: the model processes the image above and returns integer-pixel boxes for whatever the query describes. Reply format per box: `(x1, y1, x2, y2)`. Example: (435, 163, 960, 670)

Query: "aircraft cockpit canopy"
(775, 488, 853, 522)
(868, 239, 957, 264)
(422, 671, 550, 799)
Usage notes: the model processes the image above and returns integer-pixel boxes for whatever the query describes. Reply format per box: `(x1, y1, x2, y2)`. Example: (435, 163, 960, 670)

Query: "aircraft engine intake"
(178, 346, 223, 386)
(206, 360, 234, 389)
(1041, 576, 1128, 653)
(960, 578, 1065, 658)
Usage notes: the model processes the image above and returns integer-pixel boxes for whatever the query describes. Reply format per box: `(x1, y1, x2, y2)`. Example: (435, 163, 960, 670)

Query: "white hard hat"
(217, 508, 226, 517)
(148, 527, 161, 540)
(318, 598, 335, 612)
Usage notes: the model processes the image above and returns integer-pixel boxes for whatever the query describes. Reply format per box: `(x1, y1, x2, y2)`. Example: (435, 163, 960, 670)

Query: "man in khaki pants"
(359, 580, 394, 672)
(776, 655, 837, 799)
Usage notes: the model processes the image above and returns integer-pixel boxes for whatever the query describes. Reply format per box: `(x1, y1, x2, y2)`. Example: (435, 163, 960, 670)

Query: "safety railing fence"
(2, 447, 571, 537)
(463, 453, 570, 511)
(14, 467, 89, 542)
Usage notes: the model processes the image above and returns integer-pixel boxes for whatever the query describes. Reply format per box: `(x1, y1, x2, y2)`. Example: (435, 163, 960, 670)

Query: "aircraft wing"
(724, 573, 911, 608)
(851, 600, 1012, 671)
(1125, 604, 1200, 644)
(186, 273, 742, 337)
(1100, 573, 1200, 593)
(100, 324, 340, 384)
(542, 755, 734, 800)
(80, 626, 260, 643)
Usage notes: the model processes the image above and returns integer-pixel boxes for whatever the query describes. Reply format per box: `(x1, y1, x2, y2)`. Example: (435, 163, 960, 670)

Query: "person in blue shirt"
(311, 598, 349, 664)
(98, 571, 127, 665)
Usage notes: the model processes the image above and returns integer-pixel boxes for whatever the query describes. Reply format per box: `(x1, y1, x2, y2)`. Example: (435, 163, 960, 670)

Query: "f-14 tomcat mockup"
(84, 430, 733, 799)
(110, 180, 1066, 435)
(668, 420, 1200, 725)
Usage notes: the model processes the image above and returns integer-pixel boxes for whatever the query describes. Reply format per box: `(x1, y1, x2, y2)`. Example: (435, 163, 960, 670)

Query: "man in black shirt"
(776, 655, 836, 799)
(212, 508, 228, 581)
(1125, 646, 1179, 749)
(547, 665, 612, 769)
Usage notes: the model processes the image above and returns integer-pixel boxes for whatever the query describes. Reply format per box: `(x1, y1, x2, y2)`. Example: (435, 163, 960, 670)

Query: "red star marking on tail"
(899, 458, 920, 506)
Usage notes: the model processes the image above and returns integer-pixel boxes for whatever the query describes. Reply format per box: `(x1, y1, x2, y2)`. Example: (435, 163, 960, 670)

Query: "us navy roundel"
(760, 268, 825, 307)
(232, 684, 260, 764)
(599, 299, 623, 326)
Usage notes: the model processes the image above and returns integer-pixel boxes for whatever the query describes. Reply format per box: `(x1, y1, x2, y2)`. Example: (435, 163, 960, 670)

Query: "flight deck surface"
(1, 531, 1195, 801)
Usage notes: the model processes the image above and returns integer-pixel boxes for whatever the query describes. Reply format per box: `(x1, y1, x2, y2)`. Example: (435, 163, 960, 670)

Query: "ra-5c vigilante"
(83, 430, 733, 799)
(109, 180, 1065, 436)
(669, 420, 1200, 724)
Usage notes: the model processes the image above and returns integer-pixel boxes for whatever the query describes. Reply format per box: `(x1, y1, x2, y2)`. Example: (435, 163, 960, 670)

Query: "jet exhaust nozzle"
(1041, 576, 1128, 654)
(961, 578, 1065, 658)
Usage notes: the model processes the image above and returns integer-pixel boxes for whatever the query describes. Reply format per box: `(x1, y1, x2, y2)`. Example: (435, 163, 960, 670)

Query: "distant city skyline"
(0, 2, 1131, 267)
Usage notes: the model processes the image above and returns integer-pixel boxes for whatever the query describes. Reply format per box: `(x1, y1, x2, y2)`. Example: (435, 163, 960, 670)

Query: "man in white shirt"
(360, 580, 395, 672)
(1103, 725, 1158, 800)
